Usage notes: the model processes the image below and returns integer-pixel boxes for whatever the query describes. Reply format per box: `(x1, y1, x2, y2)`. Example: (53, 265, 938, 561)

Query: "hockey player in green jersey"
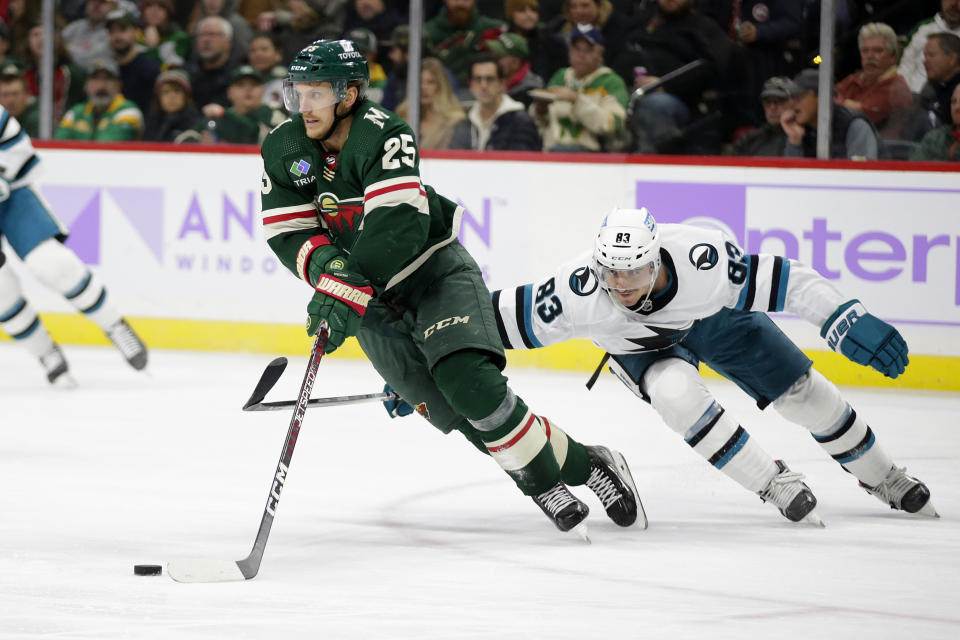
(259, 39, 643, 536)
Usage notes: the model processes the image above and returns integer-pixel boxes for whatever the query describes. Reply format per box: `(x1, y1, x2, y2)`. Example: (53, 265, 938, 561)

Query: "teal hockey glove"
(821, 300, 908, 378)
(383, 384, 414, 418)
(306, 269, 374, 353)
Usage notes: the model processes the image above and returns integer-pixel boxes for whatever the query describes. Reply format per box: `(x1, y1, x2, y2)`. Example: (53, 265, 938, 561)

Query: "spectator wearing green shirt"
(138, 0, 191, 69)
(911, 83, 960, 161)
(529, 24, 627, 152)
(424, 0, 506, 90)
(195, 64, 286, 145)
(54, 58, 143, 141)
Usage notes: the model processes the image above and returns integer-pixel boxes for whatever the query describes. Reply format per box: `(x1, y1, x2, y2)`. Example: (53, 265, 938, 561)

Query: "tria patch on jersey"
(689, 243, 719, 271)
(289, 159, 311, 177)
(414, 402, 430, 419)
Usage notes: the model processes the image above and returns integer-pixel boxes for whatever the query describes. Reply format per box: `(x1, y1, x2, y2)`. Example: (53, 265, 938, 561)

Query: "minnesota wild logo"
(289, 159, 311, 177)
(317, 192, 364, 233)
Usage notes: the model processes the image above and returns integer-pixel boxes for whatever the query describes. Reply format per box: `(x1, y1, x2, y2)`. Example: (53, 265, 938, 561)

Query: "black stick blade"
(243, 357, 288, 410)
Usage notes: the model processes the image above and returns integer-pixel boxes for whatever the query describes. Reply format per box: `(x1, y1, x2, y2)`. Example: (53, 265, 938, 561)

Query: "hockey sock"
(644, 358, 779, 492)
(434, 351, 561, 495)
(456, 416, 591, 486)
(24, 239, 122, 331)
(538, 417, 592, 487)
(0, 260, 56, 358)
(773, 369, 893, 487)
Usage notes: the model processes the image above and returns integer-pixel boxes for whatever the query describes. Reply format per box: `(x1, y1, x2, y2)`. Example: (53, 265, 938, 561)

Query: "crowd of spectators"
(0, 0, 957, 162)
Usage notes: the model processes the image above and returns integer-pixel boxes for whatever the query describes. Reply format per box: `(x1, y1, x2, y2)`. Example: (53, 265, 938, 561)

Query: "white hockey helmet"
(593, 207, 662, 309)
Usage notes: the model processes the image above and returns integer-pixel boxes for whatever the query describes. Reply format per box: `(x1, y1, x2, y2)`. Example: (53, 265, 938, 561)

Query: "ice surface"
(1, 343, 958, 639)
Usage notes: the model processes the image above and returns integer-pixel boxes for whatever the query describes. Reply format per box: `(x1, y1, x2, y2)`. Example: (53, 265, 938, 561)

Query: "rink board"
(4, 145, 959, 390)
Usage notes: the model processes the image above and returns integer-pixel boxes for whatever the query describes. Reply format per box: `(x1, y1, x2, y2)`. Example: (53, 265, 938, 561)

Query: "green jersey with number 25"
(259, 100, 463, 295)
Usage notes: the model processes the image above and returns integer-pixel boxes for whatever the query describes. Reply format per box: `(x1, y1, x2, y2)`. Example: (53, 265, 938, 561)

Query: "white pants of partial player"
(638, 357, 893, 495)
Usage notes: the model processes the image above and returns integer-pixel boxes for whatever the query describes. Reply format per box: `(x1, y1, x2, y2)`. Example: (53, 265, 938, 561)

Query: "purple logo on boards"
(40, 186, 164, 265)
(635, 181, 746, 245)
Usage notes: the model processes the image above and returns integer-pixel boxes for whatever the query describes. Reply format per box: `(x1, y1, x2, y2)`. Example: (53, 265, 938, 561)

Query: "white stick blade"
(167, 559, 247, 583)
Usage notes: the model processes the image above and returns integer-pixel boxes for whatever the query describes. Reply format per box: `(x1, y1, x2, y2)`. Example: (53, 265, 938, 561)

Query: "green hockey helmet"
(283, 39, 369, 112)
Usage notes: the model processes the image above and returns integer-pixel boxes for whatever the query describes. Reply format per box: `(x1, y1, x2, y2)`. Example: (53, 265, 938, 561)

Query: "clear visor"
(282, 80, 340, 113)
(597, 261, 658, 293)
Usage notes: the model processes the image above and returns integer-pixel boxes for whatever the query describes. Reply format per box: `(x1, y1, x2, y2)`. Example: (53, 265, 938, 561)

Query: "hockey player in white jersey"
(490, 207, 936, 524)
(0, 106, 147, 385)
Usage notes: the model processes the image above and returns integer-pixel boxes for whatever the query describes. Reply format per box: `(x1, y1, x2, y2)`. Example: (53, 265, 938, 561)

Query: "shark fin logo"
(688, 243, 719, 271)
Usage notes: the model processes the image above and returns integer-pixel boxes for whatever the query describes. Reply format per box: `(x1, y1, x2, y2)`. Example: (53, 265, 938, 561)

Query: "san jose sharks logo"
(689, 243, 719, 270)
(569, 265, 599, 296)
(317, 192, 364, 233)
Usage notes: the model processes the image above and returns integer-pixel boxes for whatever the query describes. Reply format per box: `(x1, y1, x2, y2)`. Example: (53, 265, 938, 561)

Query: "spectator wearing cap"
(55, 58, 143, 141)
(614, 0, 736, 152)
(550, 0, 628, 69)
(22, 19, 87, 134)
(344, 27, 388, 104)
(505, 0, 566, 82)
(0, 64, 39, 137)
(530, 23, 628, 152)
(899, 0, 960, 94)
(256, 1, 347, 63)
(911, 82, 960, 161)
(486, 31, 543, 107)
(63, 0, 117, 71)
(450, 52, 541, 150)
(193, 64, 286, 144)
(834, 23, 913, 140)
(342, 0, 403, 60)
(188, 0, 253, 63)
(143, 69, 200, 142)
(107, 8, 161, 116)
(382, 24, 412, 110)
(139, 0, 191, 68)
(781, 68, 879, 159)
(186, 15, 236, 112)
(248, 32, 287, 109)
(424, 0, 506, 89)
(730, 76, 793, 156)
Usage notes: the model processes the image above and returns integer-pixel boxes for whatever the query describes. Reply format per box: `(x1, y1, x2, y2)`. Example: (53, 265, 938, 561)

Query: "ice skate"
(39, 345, 76, 388)
(532, 482, 590, 541)
(758, 460, 823, 526)
(585, 445, 647, 528)
(106, 319, 148, 370)
(860, 465, 938, 517)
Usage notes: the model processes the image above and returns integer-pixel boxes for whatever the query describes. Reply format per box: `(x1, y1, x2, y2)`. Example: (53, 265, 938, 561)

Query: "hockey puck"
(134, 564, 163, 576)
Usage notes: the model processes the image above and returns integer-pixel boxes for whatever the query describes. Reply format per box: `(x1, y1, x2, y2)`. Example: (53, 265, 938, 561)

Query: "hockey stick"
(244, 390, 399, 411)
(167, 330, 327, 583)
(240, 359, 399, 411)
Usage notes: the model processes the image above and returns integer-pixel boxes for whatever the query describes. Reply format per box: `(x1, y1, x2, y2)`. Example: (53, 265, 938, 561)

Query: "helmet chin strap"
(319, 95, 365, 142)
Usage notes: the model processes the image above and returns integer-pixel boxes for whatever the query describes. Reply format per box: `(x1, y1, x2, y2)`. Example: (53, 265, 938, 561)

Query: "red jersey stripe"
(263, 210, 318, 225)
(365, 182, 426, 201)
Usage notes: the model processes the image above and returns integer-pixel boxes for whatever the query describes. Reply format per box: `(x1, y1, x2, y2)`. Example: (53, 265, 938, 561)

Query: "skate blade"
(799, 509, 826, 528)
(915, 500, 940, 518)
(51, 374, 78, 389)
(611, 449, 648, 530)
(569, 521, 591, 544)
